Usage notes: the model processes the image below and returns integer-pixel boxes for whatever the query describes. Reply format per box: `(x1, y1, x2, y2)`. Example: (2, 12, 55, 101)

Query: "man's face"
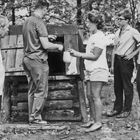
(117, 16, 127, 27)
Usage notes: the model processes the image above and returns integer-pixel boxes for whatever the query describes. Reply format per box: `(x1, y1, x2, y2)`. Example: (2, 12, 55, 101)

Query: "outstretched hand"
(57, 44, 63, 51)
(68, 48, 81, 57)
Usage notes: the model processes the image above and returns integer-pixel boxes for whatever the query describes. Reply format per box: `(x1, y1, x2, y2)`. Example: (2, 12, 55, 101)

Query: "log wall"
(9, 76, 84, 122)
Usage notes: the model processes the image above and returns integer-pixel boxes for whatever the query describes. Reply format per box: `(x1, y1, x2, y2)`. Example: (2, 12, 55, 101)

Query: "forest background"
(0, 0, 140, 34)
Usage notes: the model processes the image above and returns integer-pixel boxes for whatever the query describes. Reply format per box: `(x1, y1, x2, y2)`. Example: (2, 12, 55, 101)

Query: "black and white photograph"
(0, 0, 140, 139)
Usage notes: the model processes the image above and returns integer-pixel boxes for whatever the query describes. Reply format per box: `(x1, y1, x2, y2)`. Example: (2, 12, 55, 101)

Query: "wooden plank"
(15, 49, 24, 69)
(0, 35, 9, 49)
(1, 50, 8, 68)
(11, 99, 79, 111)
(77, 81, 88, 122)
(11, 89, 78, 103)
(12, 102, 28, 111)
(64, 34, 72, 74)
(17, 83, 28, 92)
(5, 71, 25, 76)
(48, 75, 75, 80)
(1, 78, 12, 122)
(48, 90, 74, 100)
(16, 35, 23, 46)
(78, 33, 85, 80)
(49, 81, 74, 90)
(47, 24, 78, 35)
(43, 109, 81, 121)
(8, 24, 78, 35)
(9, 25, 22, 35)
(11, 92, 28, 102)
(17, 102, 28, 111)
(5, 49, 17, 71)
(45, 100, 73, 110)
(71, 34, 80, 74)
(8, 35, 18, 48)
(17, 80, 75, 92)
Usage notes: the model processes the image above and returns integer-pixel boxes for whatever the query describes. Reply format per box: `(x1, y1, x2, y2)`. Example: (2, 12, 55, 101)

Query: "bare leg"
(85, 81, 103, 132)
(81, 81, 94, 128)
(86, 81, 95, 121)
(91, 81, 103, 123)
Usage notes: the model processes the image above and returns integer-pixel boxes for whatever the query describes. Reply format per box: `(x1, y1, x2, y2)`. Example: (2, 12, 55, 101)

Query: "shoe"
(116, 111, 130, 118)
(81, 121, 94, 128)
(106, 110, 121, 117)
(85, 122, 102, 133)
(30, 119, 48, 125)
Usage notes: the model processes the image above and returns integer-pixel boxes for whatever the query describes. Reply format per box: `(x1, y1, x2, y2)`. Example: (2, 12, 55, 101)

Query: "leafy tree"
(0, 0, 140, 30)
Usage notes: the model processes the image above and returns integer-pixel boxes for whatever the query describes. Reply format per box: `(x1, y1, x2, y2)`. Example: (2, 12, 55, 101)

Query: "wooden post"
(78, 80, 88, 122)
(1, 77, 12, 122)
(77, 0, 82, 25)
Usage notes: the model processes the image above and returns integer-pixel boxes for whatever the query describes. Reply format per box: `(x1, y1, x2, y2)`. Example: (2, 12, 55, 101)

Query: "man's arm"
(124, 43, 140, 60)
(126, 29, 140, 60)
(39, 37, 63, 51)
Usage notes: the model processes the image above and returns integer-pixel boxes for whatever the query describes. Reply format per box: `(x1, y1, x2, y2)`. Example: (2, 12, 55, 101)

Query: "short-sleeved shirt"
(22, 16, 48, 62)
(114, 25, 140, 57)
(84, 30, 109, 71)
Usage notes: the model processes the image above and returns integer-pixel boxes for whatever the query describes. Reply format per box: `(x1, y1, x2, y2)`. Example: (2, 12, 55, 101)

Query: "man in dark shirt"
(22, 0, 63, 124)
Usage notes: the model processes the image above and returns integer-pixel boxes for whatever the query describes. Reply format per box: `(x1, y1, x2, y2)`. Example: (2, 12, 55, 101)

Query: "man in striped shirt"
(107, 10, 140, 118)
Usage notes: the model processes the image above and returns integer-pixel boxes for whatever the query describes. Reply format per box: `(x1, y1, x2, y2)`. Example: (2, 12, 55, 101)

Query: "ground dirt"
(1, 78, 140, 140)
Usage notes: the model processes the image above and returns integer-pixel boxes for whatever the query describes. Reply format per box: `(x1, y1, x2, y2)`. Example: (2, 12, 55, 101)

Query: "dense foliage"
(0, 0, 140, 31)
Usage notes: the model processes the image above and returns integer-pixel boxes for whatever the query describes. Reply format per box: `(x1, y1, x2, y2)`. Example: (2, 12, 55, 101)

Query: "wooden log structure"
(1, 24, 88, 122)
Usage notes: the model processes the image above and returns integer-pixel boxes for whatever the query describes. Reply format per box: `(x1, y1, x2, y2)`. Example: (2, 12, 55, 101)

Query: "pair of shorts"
(84, 68, 109, 82)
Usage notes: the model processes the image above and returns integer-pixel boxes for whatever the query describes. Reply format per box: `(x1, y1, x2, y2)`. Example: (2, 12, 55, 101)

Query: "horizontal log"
(17, 102, 28, 111)
(17, 84, 28, 92)
(47, 90, 74, 100)
(5, 71, 26, 76)
(12, 100, 80, 111)
(12, 90, 74, 102)
(43, 110, 82, 121)
(11, 93, 28, 102)
(49, 81, 74, 90)
(45, 100, 73, 110)
(8, 24, 78, 35)
(17, 81, 75, 92)
(11, 111, 81, 121)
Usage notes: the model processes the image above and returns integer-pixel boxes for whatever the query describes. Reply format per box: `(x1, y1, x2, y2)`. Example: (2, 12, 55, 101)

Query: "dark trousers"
(136, 64, 140, 101)
(23, 57, 49, 121)
(113, 55, 134, 112)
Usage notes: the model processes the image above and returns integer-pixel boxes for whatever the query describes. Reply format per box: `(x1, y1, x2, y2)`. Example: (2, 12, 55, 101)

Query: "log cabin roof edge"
(9, 24, 79, 35)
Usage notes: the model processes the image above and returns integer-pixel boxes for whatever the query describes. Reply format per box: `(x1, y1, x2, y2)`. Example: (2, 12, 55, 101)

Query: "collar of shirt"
(118, 25, 131, 36)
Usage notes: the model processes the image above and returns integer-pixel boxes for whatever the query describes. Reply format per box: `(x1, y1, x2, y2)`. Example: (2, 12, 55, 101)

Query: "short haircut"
(118, 10, 131, 21)
(34, 0, 50, 9)
(87, 12, 104, 29)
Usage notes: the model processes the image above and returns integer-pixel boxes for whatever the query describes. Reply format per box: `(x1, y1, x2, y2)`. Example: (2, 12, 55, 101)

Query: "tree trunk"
(12, 8, 15, 25)
(77, 0, 82, 25)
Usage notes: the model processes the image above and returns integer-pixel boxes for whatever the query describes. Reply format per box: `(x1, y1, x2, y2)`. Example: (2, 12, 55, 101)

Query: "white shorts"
(84, 68, 109, 82)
